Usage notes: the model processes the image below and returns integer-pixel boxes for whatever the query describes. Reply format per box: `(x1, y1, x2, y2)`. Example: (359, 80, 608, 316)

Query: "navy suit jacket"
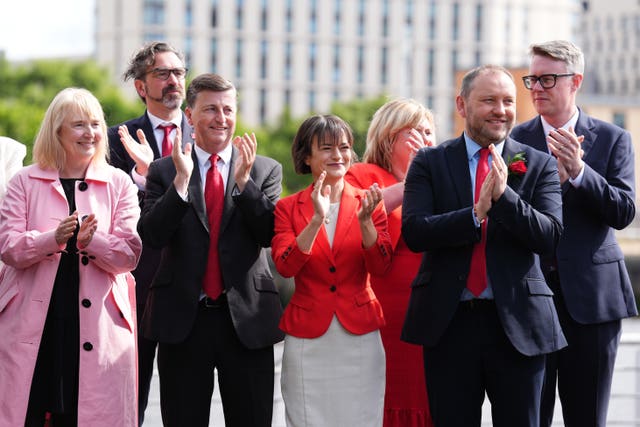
(511, 111, 637, 323)
(107, 112, 194, 304)
(138, 147, 285, 349)
(401, 136, 567, 356)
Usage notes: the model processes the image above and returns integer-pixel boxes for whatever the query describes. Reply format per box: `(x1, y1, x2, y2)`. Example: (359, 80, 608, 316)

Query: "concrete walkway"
(143, 319, 640, 426)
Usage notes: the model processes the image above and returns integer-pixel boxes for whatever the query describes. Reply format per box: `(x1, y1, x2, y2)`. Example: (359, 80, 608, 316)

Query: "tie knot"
(210, 154, 220, 167)
(158, 123, 177, 134)
(479, 147, 490, 161)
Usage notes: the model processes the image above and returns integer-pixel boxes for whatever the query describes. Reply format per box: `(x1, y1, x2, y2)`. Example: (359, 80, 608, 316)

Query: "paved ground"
(142, 319, 640, 426)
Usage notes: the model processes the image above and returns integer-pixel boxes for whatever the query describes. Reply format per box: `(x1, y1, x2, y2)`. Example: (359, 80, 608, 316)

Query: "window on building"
(185, 35, 192, 66)
(429, 1, 437, 41)
(211, 0, 217, 27)
(143, 0, 164, 25)
(236, 0, 244, 30)
(613, 112, 626, 129)
(452, 2, 459, 41)
(310, 0, 318, 34)
(381, 46, 388, 85)
(285, 42, 292, 80)
(185, 0, 193, 27)
(210, 38, 217, 73)
(309, 90, 316, 112)
(333, 44, 341, 83)
(286, 0, 293, 33)
(357, 45, 364, 84)
(260, 89, 267, 123)
(260, 41, 268, 79)
(475, 4, 483, 41)
(382, 0, 389, 37)
(428, 48, 434, 86)
(261, 0, 268, 31)
(235, 39, 243, 79)
(309, 42, 317, 82)
(334, 0, 342, 35)
(358, 0, 365, 37)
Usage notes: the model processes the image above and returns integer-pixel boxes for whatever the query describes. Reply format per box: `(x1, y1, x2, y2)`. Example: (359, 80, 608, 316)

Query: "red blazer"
(272, 181, 392, 338)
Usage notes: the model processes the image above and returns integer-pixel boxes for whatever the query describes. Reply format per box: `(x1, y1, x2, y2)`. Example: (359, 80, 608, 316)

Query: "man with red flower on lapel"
(401, 64, 566, 426)
(511, 40, 637, 427)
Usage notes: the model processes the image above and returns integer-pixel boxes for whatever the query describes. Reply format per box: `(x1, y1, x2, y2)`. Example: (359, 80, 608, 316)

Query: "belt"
(199, 293, 227, 308)
(459, 299, 495, 310)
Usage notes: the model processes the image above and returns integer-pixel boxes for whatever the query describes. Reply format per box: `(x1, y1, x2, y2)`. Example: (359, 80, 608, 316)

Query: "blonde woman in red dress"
(346, 98, 436, 427)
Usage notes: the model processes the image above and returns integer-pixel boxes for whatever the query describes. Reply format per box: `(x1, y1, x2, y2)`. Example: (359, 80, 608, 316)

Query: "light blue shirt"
(460, 133, 505, 301)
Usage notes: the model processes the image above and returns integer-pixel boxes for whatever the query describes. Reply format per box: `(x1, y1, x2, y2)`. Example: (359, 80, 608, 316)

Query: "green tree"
(0, 57, 139, 163)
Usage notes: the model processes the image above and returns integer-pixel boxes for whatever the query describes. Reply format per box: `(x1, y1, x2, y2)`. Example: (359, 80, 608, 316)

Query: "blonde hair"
(363, 98, 434, 171)
(33, 88, 109, 170)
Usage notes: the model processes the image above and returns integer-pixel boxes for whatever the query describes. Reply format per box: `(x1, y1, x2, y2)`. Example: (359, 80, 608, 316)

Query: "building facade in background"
(95, 0, 579, 137)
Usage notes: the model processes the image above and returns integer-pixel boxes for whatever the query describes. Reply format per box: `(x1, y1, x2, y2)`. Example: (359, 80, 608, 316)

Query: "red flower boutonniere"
(507, 152, 527, 177)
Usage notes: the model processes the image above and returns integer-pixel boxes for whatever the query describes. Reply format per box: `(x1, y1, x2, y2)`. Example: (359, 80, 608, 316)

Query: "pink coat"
(0, 162, 142, 427)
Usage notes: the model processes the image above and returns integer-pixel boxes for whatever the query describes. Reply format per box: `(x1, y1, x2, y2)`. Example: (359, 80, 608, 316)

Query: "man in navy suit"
(107, 41, 193, 425)
(402, 65, 567, 426)
(511, 40, 637, 427)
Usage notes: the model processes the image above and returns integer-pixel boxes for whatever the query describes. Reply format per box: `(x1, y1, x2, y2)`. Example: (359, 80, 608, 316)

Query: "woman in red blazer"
(272, 114, 392, 426)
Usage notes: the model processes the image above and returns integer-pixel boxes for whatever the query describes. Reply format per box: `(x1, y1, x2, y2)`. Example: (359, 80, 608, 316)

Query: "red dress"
(346, 163, 434, 427)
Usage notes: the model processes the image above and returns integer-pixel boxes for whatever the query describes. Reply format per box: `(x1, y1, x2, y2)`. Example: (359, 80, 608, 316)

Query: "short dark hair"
(292, 115, 355, 175)
(460, 65, 513, 99)
(186, 73, 236, 108)
(123, 41, 185, 81)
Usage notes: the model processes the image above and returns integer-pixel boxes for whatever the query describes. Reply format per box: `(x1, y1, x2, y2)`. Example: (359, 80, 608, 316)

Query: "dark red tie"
(467, 148, 490, 296)
(158, 124, 176, 157)
(203, 154, 225, 299)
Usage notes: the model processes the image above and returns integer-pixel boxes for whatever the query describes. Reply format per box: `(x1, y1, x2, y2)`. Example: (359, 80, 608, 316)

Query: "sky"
(0, 0, 95, 61)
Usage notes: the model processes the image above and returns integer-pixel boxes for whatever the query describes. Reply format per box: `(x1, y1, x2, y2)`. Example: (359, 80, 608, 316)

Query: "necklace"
(324, 203, 340, 224)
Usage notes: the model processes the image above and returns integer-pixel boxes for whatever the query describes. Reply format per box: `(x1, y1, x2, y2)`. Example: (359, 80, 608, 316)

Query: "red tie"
(203, 154, 225, 299)
(158, 124, 176, 157)
(467, 148, 490, 297)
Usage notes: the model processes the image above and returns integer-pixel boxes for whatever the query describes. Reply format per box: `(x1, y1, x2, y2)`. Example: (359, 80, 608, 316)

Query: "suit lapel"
(445, 136, 473, 207)
(219, 146, 237, 233)
(297, 186, 334, 262)
(189, 150, 209, 232)
(574, 110, 596, 162)
(140, 113, 162, 159)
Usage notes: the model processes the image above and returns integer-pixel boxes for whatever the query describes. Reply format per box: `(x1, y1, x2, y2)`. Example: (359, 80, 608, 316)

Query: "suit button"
(329, 266, 336, 273)
(330, 285, 336, 292)
(83, 342, 93, 351)
(78, 181, 88, 191)
(81, 299, 91, 308)
(81, 256, 89, 265)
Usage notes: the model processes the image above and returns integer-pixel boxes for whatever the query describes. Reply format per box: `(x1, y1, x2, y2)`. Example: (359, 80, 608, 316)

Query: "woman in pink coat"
(0, 88, 142, 426)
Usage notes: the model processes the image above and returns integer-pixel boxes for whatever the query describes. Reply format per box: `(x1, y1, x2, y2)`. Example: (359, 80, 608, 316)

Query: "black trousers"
(157, 296, 275, 427)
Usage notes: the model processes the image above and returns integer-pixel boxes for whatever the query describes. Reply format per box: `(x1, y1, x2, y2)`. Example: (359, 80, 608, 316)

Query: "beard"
(145, 84, 184, 110)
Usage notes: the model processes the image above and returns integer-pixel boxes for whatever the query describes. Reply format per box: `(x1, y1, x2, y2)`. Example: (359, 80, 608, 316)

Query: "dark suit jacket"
(139, 147, 285, 349)
(107, 112, 194, 304)
(511, 111, 637, 323)
(401, 136, 567, 357)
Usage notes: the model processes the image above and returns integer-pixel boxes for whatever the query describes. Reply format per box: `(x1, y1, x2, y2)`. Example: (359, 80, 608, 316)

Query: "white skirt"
(281, 315, 385, 427)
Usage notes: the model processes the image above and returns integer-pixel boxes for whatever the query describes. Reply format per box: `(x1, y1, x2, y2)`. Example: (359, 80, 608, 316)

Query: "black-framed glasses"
(522, 73, 575, 90)
(147, 67, 188, 80)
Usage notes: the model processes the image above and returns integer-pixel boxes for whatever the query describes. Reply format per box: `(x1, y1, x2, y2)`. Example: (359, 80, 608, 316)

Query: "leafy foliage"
(0, 57, 388, 196)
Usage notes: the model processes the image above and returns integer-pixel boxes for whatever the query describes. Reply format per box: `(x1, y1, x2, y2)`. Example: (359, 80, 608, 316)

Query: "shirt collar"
(540, 108, 580, 137)
(463, 132, 504, 161)
(193, 142, 233, 167)
(146, 111, 182, 130)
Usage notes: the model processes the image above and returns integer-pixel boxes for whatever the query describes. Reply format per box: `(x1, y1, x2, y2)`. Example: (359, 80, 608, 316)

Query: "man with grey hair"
(107, 41, 194, 425)
(512, 39, 636, 427)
